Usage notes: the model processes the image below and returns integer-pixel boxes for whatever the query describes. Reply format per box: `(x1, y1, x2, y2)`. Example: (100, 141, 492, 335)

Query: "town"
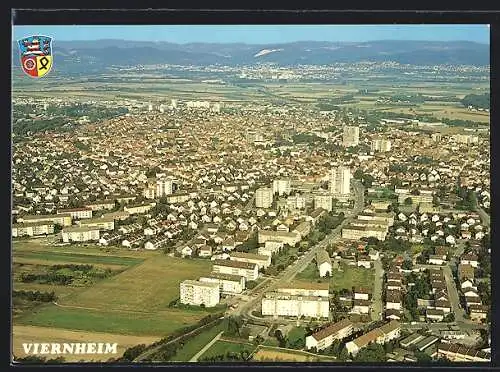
(12, 90, 490, 363)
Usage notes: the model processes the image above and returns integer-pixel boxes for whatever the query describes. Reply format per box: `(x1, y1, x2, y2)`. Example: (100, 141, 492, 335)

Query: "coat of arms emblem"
(18, 35, 53, 78)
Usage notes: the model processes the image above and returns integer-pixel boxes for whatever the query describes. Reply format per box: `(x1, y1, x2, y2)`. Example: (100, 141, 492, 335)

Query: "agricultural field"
(59, 255, 212, 312)
(12, 239, 216, 345)
(251, 346, 337, 362)
(12, 325, 160, 362)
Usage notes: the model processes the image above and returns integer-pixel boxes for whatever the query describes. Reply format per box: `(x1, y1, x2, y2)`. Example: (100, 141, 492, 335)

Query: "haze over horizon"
(12, 24, 490, 44)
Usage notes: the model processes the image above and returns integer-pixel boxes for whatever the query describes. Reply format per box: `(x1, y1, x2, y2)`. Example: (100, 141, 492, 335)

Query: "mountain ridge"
(12, 40, 490, 72)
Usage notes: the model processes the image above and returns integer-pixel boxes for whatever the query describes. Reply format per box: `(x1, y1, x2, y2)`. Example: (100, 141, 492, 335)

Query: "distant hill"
(11, 39, 489, 73)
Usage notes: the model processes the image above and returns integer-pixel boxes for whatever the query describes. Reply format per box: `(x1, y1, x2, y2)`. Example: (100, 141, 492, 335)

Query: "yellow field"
(12, 325, 159, 362)
(252, 346, 336, 362)
(60, 255, 212, 311)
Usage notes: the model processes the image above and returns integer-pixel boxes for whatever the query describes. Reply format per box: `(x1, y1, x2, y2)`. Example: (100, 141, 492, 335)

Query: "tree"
(404, 197, 413, 205)
(415, 350, 432, 362)
(354, 343, 386, 362)
(338, 347, 349, 361)
(225, 316, 243, 337)
(402, 259, 412, 270)
(122, 344, 147, 361)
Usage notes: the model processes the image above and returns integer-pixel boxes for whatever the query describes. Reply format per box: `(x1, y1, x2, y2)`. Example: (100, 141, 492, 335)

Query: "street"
(228, 179, 365, 322)
(371, 258, 384, 321)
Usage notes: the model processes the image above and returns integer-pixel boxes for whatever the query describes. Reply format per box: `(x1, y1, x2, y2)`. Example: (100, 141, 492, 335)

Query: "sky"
(12, 25, 490, 44)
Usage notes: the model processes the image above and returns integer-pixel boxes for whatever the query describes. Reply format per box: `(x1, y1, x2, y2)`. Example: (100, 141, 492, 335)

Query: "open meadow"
(12, 238, 216, 357)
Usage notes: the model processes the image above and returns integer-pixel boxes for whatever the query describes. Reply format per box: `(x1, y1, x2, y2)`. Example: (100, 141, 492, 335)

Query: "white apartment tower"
(273, 179, 291, 196)
(179, 280, 220, 307)
(314, 194, 333, 212)
(342, 126, 360, 147)
(156, 177, 173, 197)
(329, 167, 351, 195)
(371, 138, 392, 152)
(256, 187, 273, 209)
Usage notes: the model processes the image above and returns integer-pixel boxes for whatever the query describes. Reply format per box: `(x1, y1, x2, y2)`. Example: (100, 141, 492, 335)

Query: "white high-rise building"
(329, 167, 351, 195)
(273, 179, 291, 196)
(156, 177, 173, 197)
(148, 104, 153, 112)
(211, 103, 221, 113)
(171, 99, 178, 109)
(343, 126, 360, 147)
(314, 194, 333, 212)
(256, 187, 273, 209)
(371, 138, 392, 152)
(180, 280, 220, 307)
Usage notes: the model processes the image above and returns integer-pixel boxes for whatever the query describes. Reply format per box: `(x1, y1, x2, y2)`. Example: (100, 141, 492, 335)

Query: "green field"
(295, 262, 318, 280)
(13, 239, 215, 337)
(16, 304, 202, 337)
(296, 262, 374, 292)
(60, 255, 212, 312)
(330, 263, 375, 292)
(171, 323, 226, 361)
(201, 340, 257, 360)
(13, 250, 144, 266)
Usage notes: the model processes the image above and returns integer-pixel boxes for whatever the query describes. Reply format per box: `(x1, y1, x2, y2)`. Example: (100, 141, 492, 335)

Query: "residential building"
(18, 213, 72, 227)
(261, 292, 329, 319)
(156, 177, 174, 197)
(352, 299, 371, 314)
(230, 252, 271, 270)
(345, 320, 401, 357)
(61, 226, 100, 243)
(316, 250, 332, 277)
(273, 179, 291, 196)
(179, 280, 220, 308)
(305, 319, 354, 351)
(292, 221, 312, 239)
(343, 126, 359, 147)
(124, 202, 155, 215)
(342, 224, 388, 241)
(258, 230, 301, 246)
(276, 282, 329, 297)
(212, 259, 259, 281)
(371, 138, 391, 152)
(12, 221, 54, 237)
(314, 194, 333, 212)
(84, 200, 115, 211)
(57, 207, 93, 219)
(144, 236, 168, 250)
(329, 166, 351, 195)
(258, 240, 284, 256)
(256, 187, 273, 209)
(199, 272, 246, 294)
(78, 217, 115, 231)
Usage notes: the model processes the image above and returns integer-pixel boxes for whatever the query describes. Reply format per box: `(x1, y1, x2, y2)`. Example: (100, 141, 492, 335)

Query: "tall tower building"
(156, 177, 173, 197)
(371, 138, 392, 152)
(329, 167, 351, 195)
(273, 179, 291, 196)
(343, 126, 360, 147)
(255, 187, 274, 209)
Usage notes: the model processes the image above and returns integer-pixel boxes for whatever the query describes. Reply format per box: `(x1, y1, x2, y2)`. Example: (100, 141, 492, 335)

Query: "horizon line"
(11, 38, 490, 45)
